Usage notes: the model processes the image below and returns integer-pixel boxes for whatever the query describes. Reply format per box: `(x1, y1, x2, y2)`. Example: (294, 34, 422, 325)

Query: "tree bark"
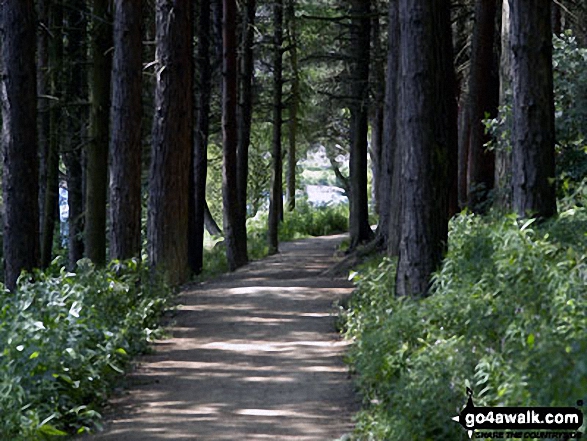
(1, 0, 40, 289)
(189, 0, 212, 274)
(85, 0, 112, 265)
(40, 0, 62, 268)
(466, 0, 499, 212)
(37, 0, 50, 251)
(222, 0, 248, 269)
(494, 0, 512, 210)
(237, 0, 256, 220)
(285, 0, 298, 212)
(348, 0, 374, 250)
(510, 0, 556, 219)
(268, 0, 284, 255)
(148, 0, 193, 285)
(370, 4, 384, 217)
(63, 0, 87, 269)
(377, 0, 399, 252)
(382, 0, 402, 255)
(109, 0, 143, 261)
(395, 0, 457, 297)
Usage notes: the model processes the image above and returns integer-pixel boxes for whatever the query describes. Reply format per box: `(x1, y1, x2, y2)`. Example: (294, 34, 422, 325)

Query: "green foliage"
(485, 32, 587, 199)
(341, 209, 587, 440)
(247, 200, 349, 244)
(0, 259, 171, 439)
(199, 201, 349, 279)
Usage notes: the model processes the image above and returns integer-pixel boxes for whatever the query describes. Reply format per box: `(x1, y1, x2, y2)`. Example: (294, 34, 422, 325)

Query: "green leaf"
(37, 424, 68, 436)
(526, 333, 535, 349)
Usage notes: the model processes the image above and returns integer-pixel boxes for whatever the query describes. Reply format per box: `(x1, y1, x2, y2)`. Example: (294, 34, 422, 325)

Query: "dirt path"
(91, 235, 359, 440)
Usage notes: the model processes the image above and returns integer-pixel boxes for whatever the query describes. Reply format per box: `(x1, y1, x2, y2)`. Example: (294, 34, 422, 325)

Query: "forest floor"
(89, 234, 359, 441)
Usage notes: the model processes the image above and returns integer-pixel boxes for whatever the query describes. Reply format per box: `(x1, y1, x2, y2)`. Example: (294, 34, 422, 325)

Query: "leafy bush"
(341, 209, 587, 440)
(486, 31, 587, 200)
(247, 199, 349, 243)
(0, 258, 171, 439)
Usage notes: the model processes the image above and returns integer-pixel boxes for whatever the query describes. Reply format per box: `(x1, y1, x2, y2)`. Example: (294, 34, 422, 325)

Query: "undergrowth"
(200, 201, 349, 278)
(341, 207, 587, 440)
(0, 258, 171, 439)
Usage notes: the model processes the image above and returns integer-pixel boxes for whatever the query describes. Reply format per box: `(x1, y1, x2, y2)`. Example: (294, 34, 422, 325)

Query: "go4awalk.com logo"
(452, 388, 584, 439)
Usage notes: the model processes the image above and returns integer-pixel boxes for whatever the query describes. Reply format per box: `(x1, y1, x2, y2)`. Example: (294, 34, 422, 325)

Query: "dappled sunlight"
(93, 235, 358, 440)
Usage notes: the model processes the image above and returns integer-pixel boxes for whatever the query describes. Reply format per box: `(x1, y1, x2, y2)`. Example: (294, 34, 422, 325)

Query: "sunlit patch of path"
(89, 235, 359, 441)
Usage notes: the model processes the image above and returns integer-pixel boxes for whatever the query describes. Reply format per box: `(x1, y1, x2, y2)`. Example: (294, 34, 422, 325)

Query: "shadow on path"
(90, 235, 359, 441)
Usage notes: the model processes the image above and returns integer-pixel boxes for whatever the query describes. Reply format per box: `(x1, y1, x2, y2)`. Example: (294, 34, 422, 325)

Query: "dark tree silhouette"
(85, 0, 112, 265)
(189, 0, 212, 274)
(268, 0, 284, 255)
(395, 0, 457, 297)
(510, 0, 557, 219)
(466, 0, 499, 211)
(109, 0, 143, 260)
(1, 0, 40, 289)
(222, 0, 248, 269)
(348, 0, 374, 250)
(237, 0, 256, 220)
(148, 0, 193, 285)
(63, 0, 87, 269)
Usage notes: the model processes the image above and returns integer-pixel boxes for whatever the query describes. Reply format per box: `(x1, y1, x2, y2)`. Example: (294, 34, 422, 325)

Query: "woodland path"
(90, 234, 359, 440)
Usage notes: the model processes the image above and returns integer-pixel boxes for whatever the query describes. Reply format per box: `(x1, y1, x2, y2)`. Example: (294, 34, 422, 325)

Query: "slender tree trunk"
(268, 0, 284, 255)
(222, 0, 248, 269)
(86, 0, 112, 265)
(148, 0, 194, 285)
(348, 0, 374, 250)
(37, 0, 50, 249)
(466, 0, 499, 212)
(237, 0, 256, 220)
(380, 0, 401, 255)
(395, 0, 457, 297)
(286, 0, 298, 212)
(510, 0, 556, 219)
(63, 0, 87, 269)
(189, 0, 212, 274)
(40, 1, 63, 268)
(1, 0, 40, 289)
(204, 199, 223, 236)
(370, 4, 384, 217)
(494, 0, 512, 210)
(109, 0, 142, 261)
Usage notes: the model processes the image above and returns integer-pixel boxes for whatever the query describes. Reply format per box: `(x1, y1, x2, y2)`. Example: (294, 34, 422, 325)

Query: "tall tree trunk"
(466, 0, 499, 212)
(370, 3, 384, 217)
(348, 0, 374, 250)
(395, 0, 457, 297)
(148, 0, 193, 285)
(189, 0, 212, 274)
(510, 0, 556, 219)
(63, 1, 87, 269)
(40, 0, 63, 268)
(379, 0, 401, 254)
(285, 0, 298, 212)
(37, 0, 50, 250)
(494, 0, 512, 210)
(237, 0, 256, 220)
(109, 0, 142, 260)
(268, 0, 284, 255)
(222, 0, 248, 269)
(0, 0, 40, 290)
(85, 0, 112, 265)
